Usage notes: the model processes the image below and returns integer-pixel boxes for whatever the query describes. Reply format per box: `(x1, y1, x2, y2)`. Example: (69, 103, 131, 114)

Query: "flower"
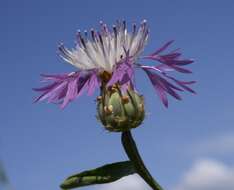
(34, 20, 195, 108)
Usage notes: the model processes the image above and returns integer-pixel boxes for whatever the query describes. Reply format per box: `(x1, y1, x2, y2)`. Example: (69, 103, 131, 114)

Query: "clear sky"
(1, 0, 234, 190)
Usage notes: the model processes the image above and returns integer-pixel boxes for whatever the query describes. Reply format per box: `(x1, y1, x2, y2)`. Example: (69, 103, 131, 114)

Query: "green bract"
(97, 86, 145, 132)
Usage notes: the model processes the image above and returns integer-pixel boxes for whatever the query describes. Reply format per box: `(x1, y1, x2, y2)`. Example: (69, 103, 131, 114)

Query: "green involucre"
(97, 86, 145, 132)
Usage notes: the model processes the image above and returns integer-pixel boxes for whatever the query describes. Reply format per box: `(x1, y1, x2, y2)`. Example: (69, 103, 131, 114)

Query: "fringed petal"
(142, 67, 195, 107)
(87, 74, 100, 96)
(163, 74, 196, 94)
(107, 57, 135, 92)
(137, 40, 196, 107)
(34, 70, 100, 108)
(143, 41, 194, 74)
(150, 40, 174, 56)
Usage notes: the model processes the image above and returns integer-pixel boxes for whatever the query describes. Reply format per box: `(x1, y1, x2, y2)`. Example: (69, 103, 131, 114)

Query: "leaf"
(60, 161, 136, 189)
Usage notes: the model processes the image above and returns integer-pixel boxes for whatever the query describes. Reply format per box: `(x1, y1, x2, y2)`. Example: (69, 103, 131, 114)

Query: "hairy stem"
(121, 131, 164, 190)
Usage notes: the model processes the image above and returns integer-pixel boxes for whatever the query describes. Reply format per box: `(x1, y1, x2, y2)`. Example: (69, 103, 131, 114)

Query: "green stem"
(121, 131, 164, 190)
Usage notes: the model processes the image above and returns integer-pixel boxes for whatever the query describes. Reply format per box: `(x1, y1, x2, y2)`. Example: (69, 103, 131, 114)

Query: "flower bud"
(97, 86, 145, 132)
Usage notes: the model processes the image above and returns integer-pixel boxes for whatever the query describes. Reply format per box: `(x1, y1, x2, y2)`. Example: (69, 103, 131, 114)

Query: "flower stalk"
(121, 131, 164, 190)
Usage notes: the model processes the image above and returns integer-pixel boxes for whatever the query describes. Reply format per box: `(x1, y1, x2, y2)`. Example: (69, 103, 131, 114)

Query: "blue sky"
(1, 0, 234, 190)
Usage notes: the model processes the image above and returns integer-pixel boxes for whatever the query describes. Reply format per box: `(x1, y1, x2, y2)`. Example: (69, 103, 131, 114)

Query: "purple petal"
(180, 81, 196, 85)
(170, 65, 192, 73)
(160, 52, 181, 59)
(87, 73, 100, 96)
(34, 70, 100, 108)
(155, 64, 175, 72)
(143, 69, 170, 107)
(157, 76, 183, 92)
(33, 82, 59, 92)
(171, 59, 194, 66)
(155, 82, 168, 107)
(178, 83, 196, 94)
(150, 40, 174, 56)
(57, 85, 68, 100)
(119, 73, 131, 85)
(141, 66, 197, 107)
(164, 74, 196, 94)
(40, 73, 72, 81)
(36, 82, 67, 102)
(107, 60, 134, 87)
(149, 71, 182, 100)
(48, 82, 69, 103)
(160, 81, 182, 100)
(61, 79, 78, 108)
(76, 72, 99, 98)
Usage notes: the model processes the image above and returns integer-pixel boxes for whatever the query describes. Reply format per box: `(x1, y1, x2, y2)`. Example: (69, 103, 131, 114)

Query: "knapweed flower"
(34, 20, 195, 111)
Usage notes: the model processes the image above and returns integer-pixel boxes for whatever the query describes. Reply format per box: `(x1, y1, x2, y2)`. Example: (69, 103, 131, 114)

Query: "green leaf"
(60, 161, 136, 189)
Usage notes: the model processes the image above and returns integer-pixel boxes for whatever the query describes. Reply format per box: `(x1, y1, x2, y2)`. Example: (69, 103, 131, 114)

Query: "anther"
(132, 23, 136, 34)
(123, 20, 126, 30)
(113, 25, 117, 38)
(91, 29, 96, 41)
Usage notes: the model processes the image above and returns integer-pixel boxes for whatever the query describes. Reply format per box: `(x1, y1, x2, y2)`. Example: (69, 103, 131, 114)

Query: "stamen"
(98, 32, 106, 57)
(76, 30, 84, 47)
(142, 19, 147, 25)
(113, 25, 117, 38)
(103, 24, 109, 35)
(132, 23, 136, 34)
(141, 20, 148, 33)
(58, 44, 70, 59)
(80, 37, 86, 48)
(116, 20, 121, 30)
(129, 23, 137, 50)
(84, 30, 88, 40)
(58, 20, 149, 72)
(91, 29, 96, 41)
(77, 31, 86, 48)
(77, 30, 97, 68)
(123, 20, 126, 31)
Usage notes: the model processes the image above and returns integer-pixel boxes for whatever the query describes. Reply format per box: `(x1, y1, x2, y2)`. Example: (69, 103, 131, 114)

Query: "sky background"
(1, 0, 234, 190)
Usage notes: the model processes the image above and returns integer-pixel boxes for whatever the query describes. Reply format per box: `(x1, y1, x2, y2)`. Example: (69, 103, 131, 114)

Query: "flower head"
(34, 20, 195, 109)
